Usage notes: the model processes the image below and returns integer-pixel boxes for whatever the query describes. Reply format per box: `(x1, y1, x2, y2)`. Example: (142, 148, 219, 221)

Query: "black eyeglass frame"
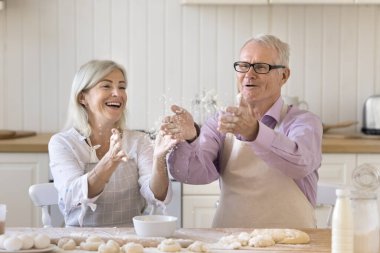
(233, 61, 286, 74)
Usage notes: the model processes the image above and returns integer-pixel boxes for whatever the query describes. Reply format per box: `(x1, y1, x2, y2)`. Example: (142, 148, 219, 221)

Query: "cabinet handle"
(214, 200, 219, 208)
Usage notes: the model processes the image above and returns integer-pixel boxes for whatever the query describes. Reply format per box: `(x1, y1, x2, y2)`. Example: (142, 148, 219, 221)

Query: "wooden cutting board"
(0, 130, 36, 139)
(5, 227, 331, 252)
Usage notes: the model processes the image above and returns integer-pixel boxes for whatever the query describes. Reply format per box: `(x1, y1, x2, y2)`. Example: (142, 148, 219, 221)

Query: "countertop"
(5, 227, 331, 252)
(0, 132, 379, 153)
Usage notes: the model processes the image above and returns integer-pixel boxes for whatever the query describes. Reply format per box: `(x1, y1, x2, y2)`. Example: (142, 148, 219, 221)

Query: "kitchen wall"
(0, 0, 379, 133)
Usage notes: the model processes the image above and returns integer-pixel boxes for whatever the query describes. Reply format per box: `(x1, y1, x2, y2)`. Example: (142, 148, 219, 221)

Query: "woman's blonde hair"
(64, 59, 127, 137)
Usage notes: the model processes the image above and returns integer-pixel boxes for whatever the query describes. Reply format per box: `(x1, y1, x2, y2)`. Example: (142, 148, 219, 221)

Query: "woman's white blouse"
(48, 128, 172, 227)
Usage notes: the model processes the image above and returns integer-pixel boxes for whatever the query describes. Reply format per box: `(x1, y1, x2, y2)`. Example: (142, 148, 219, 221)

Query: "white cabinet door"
(182, 195, 219, 228)
(0, 153, 49, 227)
(319, 154, 356, 185)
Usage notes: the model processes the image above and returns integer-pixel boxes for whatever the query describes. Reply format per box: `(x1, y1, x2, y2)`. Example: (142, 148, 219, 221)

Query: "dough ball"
(57, 237, 77, 250)
(98, 240, 120, 253)
(18, 234, 34, 250)
(121, 242, 143, 253)
(277, 229, 310, 244)
(34, 233, 51, 249)
(187, 241, 208, 252)
(157, 239, 181, 252)
(4, 236, 23, 251)
(0, 234, 9, 249)
(237, 232, 250, 246)
(80, 236, 105, 251)
(217, 235, 241, 250)
(249, 234, 275, 247)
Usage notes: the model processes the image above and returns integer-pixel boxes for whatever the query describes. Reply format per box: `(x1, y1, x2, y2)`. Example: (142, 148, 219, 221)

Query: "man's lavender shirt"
(168, 98, 323, 207)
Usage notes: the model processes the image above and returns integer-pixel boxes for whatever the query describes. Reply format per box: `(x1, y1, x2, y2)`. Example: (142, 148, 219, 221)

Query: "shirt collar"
(260, 96, 284, 122)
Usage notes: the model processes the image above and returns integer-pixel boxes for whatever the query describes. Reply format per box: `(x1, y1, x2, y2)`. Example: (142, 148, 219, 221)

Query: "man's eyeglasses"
(233, 61, 286, 74)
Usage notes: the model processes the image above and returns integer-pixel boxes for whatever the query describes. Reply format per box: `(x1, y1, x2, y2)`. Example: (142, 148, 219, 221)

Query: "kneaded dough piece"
(251, 228, 310, 244)
(58, 237, 77, 250)
(4, 236, 23, 251)
(277, 229, 310, 244)
(187, 241, 208, 252)
(157, 239, 181, 252)
(98, 240, 120, 253)
(34, 234, 51, 249)
(121, 242, 143, 253)
(249, 234, 275, 248)
(217, 235, 241, 250)
(18, 234, 34, 250)
(237, 232, 250, 246)
(80, 235, 105, 251)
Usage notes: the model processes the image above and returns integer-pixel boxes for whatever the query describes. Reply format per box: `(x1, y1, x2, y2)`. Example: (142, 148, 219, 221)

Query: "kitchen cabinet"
(182, 153, 380, 228)
(182, 182, 220, 228)
(0, 153, 49, 227)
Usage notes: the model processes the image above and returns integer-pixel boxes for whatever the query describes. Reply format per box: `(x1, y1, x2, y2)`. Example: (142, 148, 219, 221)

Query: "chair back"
(29, 183, 59, 227)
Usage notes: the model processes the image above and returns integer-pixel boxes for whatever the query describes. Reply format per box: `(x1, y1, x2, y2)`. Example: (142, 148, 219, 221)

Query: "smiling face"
(237, 41, 290, 111)
(80, 69, 127, 130)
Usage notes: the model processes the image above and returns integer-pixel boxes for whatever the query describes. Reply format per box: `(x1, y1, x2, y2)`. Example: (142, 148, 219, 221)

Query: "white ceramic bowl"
(133, 215, 177, 237)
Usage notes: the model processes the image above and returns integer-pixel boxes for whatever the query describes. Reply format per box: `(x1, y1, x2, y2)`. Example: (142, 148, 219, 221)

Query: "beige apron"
(212, 104, 316, 228)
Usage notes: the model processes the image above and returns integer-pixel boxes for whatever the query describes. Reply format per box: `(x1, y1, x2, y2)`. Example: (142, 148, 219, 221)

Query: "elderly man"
(161, 34, 322, 228)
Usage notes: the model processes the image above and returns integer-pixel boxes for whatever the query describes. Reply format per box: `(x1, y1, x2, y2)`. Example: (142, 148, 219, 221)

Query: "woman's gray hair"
(64, 59, 127, 137)
(241, 34, 290, 67)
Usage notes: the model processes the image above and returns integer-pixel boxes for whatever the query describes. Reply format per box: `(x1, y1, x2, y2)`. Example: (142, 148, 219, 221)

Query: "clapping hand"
(107, 128, 128, 162)
(217, 95, 260, 141)
(160, 105, 197, 142)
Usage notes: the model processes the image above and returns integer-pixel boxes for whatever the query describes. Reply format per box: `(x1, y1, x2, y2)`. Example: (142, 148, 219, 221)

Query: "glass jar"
(351, 191, 379, 253)
(351, 163, 380, 253)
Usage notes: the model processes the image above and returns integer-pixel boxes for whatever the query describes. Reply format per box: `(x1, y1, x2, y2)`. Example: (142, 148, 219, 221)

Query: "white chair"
(29, 182, 60, 227)
(316, 183, 339, 228)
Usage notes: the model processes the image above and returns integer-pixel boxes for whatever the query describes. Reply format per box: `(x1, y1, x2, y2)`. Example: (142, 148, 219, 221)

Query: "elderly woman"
(49, 60, 173, 227)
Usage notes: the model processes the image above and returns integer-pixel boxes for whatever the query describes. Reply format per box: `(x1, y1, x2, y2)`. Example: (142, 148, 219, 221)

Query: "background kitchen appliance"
(362, 95, 380, 135)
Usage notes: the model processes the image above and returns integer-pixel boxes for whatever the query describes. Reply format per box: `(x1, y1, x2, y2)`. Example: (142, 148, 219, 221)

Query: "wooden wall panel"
(5, 0, 23, 129)
(147, 0, 165, 131)
(1, 1, 380, 133)
(22, 0, 40, 130)
(40, 0, 59, 132)
(58, 0, 76, 129)
(304, 6, 323, 117)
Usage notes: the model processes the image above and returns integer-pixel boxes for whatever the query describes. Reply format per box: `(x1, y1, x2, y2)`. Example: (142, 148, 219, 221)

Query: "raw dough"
(3, 236, 23, 251)
(277, 229, 310, 244)
(80, 235, 105, 251)
(98, 240, 120, 253)
(157, 239, 181, 252)
(33, 233, 51, 249)
(251, 228, 310, 244)
(187, 241, 208, 252)
(217, 235, 241, 250)
(58, 237, 77, 250)
(237, 232, 250, 246)
(18, 234, 34, 250)
(121, 242, 144, 253)
(248, 234, 275, 247)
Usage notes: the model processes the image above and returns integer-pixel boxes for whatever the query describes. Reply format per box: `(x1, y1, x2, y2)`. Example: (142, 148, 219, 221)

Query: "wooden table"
(5, 227, 331, 252)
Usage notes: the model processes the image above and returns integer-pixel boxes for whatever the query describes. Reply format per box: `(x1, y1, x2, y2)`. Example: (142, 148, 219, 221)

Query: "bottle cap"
(352, 163, 380, 192)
